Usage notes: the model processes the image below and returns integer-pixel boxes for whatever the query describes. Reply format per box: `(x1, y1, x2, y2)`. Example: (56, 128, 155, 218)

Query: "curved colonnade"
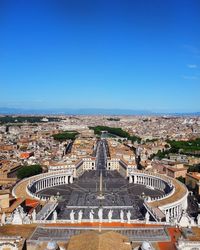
(129, 171, 173, 194)
(128, 170, 188, 221)
(12, 170, 74, 201)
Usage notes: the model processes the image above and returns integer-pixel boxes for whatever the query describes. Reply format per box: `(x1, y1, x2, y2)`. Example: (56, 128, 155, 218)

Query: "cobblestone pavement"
(38, 170, 164, 220)
(37, 140, 164, 220)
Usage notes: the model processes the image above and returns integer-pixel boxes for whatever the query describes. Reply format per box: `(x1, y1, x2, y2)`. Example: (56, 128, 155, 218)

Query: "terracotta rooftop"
(0, 225, 36, 238)
(185, 227, 200, 241)
(1, 197, 24, 213)
(186, 172, 200, 181)
(67, 231, 131, 250)
(166, 166, 187, 172)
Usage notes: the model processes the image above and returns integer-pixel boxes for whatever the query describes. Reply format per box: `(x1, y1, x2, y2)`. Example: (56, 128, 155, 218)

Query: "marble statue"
(1, 212, 6, 225)
(78, 210, 83, 223)
(190, 217, 196, 227)
(23, 214, 31, 224)
(70, 210, 75, 223)
(165, 211, 170, 223)
(120, 210, 124, 223)
(98, 208, 103, 223)
(178, 209, 191, 227)
(32, 209, 36, 222)
(108, 209, 113, 223)
(53, 210, 57, 222)
(127, 210, 131, 224)
(197, 214, 200, 227)
(11, 205, 31, 225)
(145, 211, 150, 223)
(12, 207, 23, 224)
(89, 209, 94, 223)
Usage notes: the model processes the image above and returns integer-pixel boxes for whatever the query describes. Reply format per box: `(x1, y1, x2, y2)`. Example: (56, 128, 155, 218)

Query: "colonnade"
(164, 205, 182, 220)
(129, 171, 188, 222)
(161, 193, 188, 221)
(33, 175, 74, 192)
(129, 174, 167, 192)
(26, 173, 74, 200)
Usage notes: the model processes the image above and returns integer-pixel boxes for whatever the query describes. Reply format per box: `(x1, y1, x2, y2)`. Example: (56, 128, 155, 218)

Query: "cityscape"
(1, 1, 200, 250)
(0, 115, 200, 249)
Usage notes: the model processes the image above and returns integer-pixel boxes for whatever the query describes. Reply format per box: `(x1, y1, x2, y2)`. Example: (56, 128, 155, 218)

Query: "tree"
(52, 131, 78, 141)
(89, 126, 141, 142)
(17, 164, 42, 179)
(176, 176, 185, 184)
(188, 164, 200, 173)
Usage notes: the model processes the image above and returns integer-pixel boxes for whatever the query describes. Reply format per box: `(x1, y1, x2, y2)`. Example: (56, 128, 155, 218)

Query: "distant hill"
(0, 107, 152, 115)
(0, 107, 199, 116)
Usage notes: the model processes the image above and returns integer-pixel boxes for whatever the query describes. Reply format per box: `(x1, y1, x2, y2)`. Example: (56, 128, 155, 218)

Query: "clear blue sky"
(0, 0, 200, 112)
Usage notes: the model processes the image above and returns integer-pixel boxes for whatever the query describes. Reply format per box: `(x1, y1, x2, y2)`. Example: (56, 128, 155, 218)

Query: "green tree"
(17, 164, 42, 179)
(187, 164, 200, 173)
(52, 131, 78, 141)
(176, 176, 185, 184)
(89, 126, 141, 142)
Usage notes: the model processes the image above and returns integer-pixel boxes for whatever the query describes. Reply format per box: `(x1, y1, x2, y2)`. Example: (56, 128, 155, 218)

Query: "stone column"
(176, 206, 178, 217)
(47, 178, 49, 187)
(182, 197, 188, 210)
(69, 176, 73, 184)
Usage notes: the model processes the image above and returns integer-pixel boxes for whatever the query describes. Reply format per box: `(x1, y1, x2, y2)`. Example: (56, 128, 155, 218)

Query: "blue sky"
(0, 0, 200, 112)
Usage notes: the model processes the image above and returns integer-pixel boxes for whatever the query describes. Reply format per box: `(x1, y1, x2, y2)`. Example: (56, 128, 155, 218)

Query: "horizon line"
(0, 107, 199, 116)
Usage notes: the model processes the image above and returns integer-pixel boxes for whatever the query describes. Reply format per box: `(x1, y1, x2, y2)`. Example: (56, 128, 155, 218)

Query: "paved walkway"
(13, 179, 33, 199)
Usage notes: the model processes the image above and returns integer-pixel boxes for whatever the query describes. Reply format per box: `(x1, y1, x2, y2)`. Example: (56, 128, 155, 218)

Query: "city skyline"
(0, 0, 200, 112)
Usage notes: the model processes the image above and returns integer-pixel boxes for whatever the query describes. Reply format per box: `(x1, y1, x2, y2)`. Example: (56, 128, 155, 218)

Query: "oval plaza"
(13, 139, 188, 225)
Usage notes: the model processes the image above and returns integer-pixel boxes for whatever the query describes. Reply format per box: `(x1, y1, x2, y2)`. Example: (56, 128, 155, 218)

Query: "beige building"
(106, 139, 136, 177)
(166, 164, 188, 179)
(186, 172, 200, 195)
(0, 193, 10, 209)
